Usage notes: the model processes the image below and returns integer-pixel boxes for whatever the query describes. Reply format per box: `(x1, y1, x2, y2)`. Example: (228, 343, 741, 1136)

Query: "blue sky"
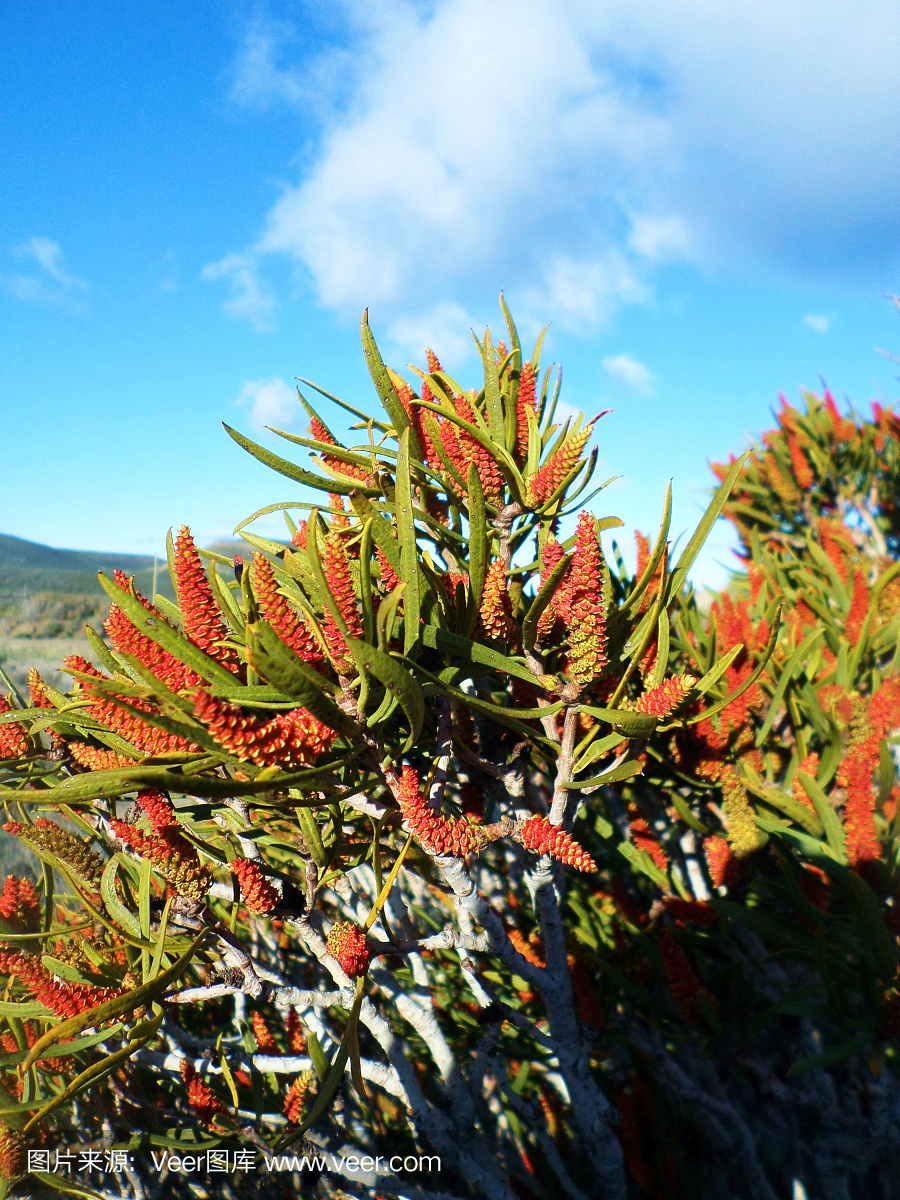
(3, 0, 900, 590)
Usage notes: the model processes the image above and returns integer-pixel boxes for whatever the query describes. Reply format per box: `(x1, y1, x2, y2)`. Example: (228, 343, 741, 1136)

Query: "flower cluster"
(174, 526, 243, 674)
(397, 766, 480, 857)
(105, 570, 200, 692)
(320, 531, 364, 671)
(191, 692, 336, 770)
(0, 698, 28, 760)
(230, 859, 280, 914)
(0, 950, 122, 1019)
(110, 820, 211, 901)
(0, 875, 40, 934)
(180, 1060, 228, 1126)
(284, 1070, 315, 1124)
(634, 674, 697, 718)
(4, 819, 103, 887)
(526, 419, 598, 507)
(251, 554, 323, 666)
(326, 921, 370, 979)
(516, 816, 597, 872)
(479, 558, 516, 643)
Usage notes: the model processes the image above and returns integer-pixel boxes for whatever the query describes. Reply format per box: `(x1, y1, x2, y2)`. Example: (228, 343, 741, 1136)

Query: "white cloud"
(4, 237, 89, 309)
(235, 377, 300, 430)
(206, 0, 900, 332)
(804, 312, 836, 334)
(603, 353, 654, 394)
(201, 253, 275, 331)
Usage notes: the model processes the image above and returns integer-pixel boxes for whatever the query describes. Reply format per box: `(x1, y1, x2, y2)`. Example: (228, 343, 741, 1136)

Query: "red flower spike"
(450, 392, 504, 502)
(527, 418, 600, 507)
(536, 535, 565, 641)
(320, 532, 364, 669)
(105, 570, 202, 693)
(181, 1060, 228, 1126)
(658, 930, 706, 1023)
(286, 1007, 306, 1053)
(376, 546, 401, 593)
(0, 875, 40, 932)
(309, 416, 371, 486)
(0, 698, 28, 760)
(27, 667, 53, 708)
(635, 675, 697, 718)
(515, 360, 538, 464)
(251, 554, 323, 666)
(230, 859, 280, 914)
(628, 818, 669, 873)
(64, 655, 198, 757)
(192, 691, 336, 771)
(479, 559, 516, 643)
(174, 526, 242, 675)
(326, 921, 370, 978)
(845, 569, 870, 643)
(252, 1012, 276, 1052)
(110, 819, 211, 901)
(786, 433, 813, 489)
(662, 897, 716, 928)
(137, 790, 177, 830)
(518, 816, 597, 872)
(0, 951, 122, 1018)
(560, 512, 608, 686)
(704, 835, 741, 889)
(397, 766, 480, 857)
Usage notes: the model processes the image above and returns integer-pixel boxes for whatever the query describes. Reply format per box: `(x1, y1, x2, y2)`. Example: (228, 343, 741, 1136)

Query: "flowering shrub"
(0, 308, 898, 1199)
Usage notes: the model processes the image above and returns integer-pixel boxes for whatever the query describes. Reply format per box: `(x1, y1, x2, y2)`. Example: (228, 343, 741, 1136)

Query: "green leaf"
(30, 1174, 109, 1200)
(361, 310, 411, 434)
(689, 644, 745, 699)
(97, 573, 237, 687)
(755, 628, 824, 746)
(742, 773, 823, 837)
(566, 759, 643, 790)
(248, 622, 360, 738)
(786, 1032, 871, 1079)
(479, 325, 507, 447)
(346, 640, 424, 751)
(421, 624, 539, 684)
(845, 870, 897, 983)
(307, 1032, 329, 1081)
(575, 706, 659, 737)
(396, 428, 421, 654)
(347, 494, 402, 580)
(797, 773, 846, 863)
(680, 608, 781, 728)
(618, 839, 668, 888)
(623, 481, 672, 615)
(101, 856, 143, 938)
(668, 452, 750, 597)
(223, 424, 380, 496)
(465, 462, 488, 636)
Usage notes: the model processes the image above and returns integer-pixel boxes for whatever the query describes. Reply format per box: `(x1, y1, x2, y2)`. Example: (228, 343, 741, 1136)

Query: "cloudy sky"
(3, 1, 900, 587)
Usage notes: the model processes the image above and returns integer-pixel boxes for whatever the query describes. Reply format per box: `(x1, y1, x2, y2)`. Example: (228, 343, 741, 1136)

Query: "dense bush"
(0, 304, 899, 1200)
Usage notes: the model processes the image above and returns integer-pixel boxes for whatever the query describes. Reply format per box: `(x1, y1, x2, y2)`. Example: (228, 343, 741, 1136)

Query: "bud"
(4, 819, 103, 888)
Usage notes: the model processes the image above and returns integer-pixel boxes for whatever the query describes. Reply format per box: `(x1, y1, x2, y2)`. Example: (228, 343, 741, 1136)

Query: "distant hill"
(0, 532, 173, 597)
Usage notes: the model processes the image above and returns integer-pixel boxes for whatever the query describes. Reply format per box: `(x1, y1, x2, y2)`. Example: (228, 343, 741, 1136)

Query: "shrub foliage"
(0, 306, 899, 1199)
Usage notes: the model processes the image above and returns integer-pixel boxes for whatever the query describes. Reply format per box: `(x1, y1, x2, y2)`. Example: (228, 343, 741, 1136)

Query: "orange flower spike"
(192, 692, 336, 770)
(397, 765, 480, 856)
(845, 569, 870, 643)
(635, 675, 697, 719)
(787, 433, 814, 490)
(0, 1127, 24, 1181)
(181, 1061, 229, 1127)
(105, 570, 201, 692)
(704, 835, 741, 889)
(284, 1071, 314, 1124)
(536, 535, 565, 641)
(453, 391, 504, 501)
(0, 698, 28, 761)
(251, 554, 323, 666)
(174, 526, 242, 674)
(251, 1012, 276, 1052)
(27, 667, 53, 708)
(376, 545, 401, 593)
(69, 743, 135, 771)
(479, 559, 516, 643)
(286, 1007, 306, 1053)
(326, 921, 371, 979)
(518, 816, 597, 872)
(658, 930, 704, 1022)
(320, 532, 364, 668)
(515, 360, 537, 463)
(63, 655, 198, 757)
(563, 511, 608, 686)
(230, 859, 280, 914)
(629, 818, 669, 873)
(527, 418, 600, 507)
(137, 790, 178, 830)
(0, 875, 40, 931)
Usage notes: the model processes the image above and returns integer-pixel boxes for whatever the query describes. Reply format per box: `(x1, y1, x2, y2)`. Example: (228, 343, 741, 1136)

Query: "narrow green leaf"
(786, 1032, 871, 1079)
(421, 624, 538, 684)
(479, 325, 507, 447)
(797, 773, 847, 863)
(618, 839, 668, 887)
(755, 628, 824, 747)
(346, 640, 424, 751)
(248, 621, 360, 738)
(396, 428, 420, 653)
(668, 453, 750, 597)
(623, 481, 672, 615)
(466, 462, 488, 636)
(566, 760, 643, 790)
(360, 310, 410, 434)
(680, 608, 781, 728)
(223, 424, 380, 496)
(101, 856, 143, 938)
